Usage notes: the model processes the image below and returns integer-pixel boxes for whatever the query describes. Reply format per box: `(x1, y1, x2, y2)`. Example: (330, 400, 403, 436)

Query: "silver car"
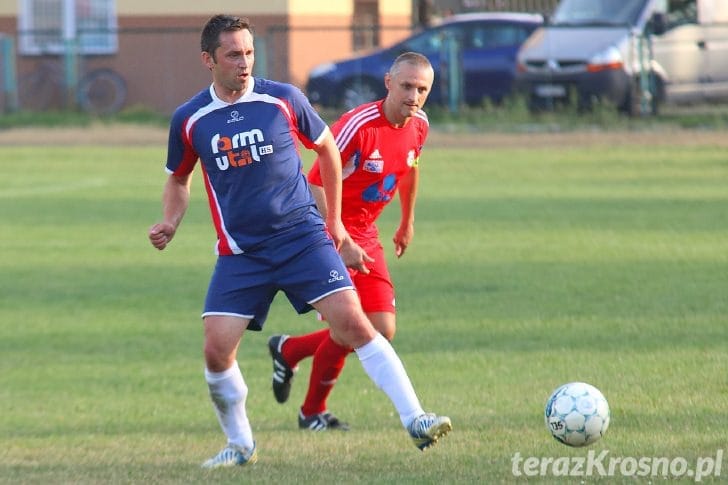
(515, 0, 728, 115)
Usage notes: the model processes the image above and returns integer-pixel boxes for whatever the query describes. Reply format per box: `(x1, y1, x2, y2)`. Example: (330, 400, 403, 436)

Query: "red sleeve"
(307, 159, 322, 186)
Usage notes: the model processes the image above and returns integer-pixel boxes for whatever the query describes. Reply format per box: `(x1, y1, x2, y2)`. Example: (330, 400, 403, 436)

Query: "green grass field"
(1, 132, 727, 484)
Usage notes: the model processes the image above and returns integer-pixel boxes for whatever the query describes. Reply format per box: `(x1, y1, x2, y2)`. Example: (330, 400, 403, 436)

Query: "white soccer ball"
(545, 382, 610, 447)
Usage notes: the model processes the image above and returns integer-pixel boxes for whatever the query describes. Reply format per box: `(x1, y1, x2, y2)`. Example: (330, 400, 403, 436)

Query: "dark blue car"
(306, 12, 543, 110)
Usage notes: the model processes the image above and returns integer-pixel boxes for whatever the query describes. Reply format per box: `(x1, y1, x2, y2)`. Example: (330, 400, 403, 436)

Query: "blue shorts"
(203, 228, 354, 331)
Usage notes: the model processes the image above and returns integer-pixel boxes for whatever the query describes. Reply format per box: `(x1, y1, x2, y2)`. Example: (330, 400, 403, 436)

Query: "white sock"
(204, 361, 254, 450)
(355, 333, 424, 427)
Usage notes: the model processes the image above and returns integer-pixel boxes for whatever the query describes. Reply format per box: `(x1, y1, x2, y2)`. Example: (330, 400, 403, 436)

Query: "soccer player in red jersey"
(268, 52, 436, 430)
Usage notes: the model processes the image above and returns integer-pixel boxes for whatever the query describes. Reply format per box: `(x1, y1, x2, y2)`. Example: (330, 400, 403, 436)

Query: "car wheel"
(340, 77, 382, 110)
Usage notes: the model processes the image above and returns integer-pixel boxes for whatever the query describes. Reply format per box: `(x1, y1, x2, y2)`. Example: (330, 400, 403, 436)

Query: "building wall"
(113, 14, 286, 114)
(286, 1, 411, 89)
(1, 1, 415, 114)
(115, 1, 290, 16)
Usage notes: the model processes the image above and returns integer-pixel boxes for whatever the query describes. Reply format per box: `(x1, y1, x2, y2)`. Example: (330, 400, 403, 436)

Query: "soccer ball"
(545, 382, 610, 447)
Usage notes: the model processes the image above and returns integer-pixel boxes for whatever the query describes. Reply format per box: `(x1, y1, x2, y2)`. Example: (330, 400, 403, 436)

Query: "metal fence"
(1, 24, 415, 116)
(0, 34, 19, 113)
(418, 0, 558, 26)
(3, 26, 207, 115)
(1, 1, 566, 115)
(458, 0, 558, 13)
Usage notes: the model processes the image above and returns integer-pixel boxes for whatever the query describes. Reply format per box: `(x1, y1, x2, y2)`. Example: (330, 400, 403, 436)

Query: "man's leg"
(201, 315, 257, 468)
(297, 333, 351, 429)
(280, 328, 330, 368)
(297, 312, 393, 428)
(297, 250, 397, 429)
(312, 290, 451, 449)
(267, 328, 329, 404)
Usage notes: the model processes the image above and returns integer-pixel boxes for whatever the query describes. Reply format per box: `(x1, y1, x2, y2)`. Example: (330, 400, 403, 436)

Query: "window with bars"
(18, 0, 117, 55)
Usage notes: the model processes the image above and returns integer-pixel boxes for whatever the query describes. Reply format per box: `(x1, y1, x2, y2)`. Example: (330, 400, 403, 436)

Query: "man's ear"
(202, 51, 214, 71)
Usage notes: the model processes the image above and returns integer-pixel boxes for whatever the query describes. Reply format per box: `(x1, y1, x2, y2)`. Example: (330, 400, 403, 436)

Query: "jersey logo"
(342, 152, 359, 179)
(210, 129, 274, 170)
(362, 173, 397, 202)
(328, 270, 345, 283)
(407, 150, 417, 167)
(363, 159, 383, 173)
(227, 110, 244, 124)
(363, 148, 383, 173)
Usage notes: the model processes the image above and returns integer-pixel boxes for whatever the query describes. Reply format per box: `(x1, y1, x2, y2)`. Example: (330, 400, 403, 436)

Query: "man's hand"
(148, 222, 176, 250)
(340, 237, 374, 274)
(325, 216, 348, 251)
(393, 223, 414, 258)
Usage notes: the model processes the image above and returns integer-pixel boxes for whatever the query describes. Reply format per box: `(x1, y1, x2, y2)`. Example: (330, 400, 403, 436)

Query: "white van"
(515, 0, 728, 115)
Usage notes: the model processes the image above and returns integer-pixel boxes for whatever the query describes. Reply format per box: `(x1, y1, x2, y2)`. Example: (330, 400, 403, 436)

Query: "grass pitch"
(1, 132, 726, 484)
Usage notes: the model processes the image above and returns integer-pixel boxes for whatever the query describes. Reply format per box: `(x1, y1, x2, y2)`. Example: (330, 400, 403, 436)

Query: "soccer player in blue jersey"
(148, 14, 451, 469)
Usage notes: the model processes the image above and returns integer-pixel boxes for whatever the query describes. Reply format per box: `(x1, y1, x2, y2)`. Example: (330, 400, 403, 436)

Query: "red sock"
(281, 328, 329, 368)
(301, 334, 352, 416)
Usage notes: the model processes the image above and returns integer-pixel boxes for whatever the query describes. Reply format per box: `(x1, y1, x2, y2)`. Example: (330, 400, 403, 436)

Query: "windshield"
(402, 25, 460, 56)
(551, 0, 650, 26)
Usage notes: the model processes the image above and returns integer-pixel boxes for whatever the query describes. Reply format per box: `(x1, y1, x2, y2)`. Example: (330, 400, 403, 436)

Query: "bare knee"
(313, 291, 376, 348)
(380, 327, 395, 341)
(368, 312, 396, 341)
(204, 341, 236, 372)
(328, 312, 376, 348)
(203, 316, 246, 372)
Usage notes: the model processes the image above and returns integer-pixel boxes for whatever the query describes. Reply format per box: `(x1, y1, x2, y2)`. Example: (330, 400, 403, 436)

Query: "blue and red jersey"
(308, 99, 428, 240)
(165, 78, 329, 255)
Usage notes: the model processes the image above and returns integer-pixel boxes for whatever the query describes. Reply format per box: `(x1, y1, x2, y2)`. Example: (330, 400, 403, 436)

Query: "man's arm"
(148, 173, 192, 250)
(312, 130, 347, 250)
(394, 166, 419, 258)
(310, 183, 373, 274)
(309, 182, 328, 217)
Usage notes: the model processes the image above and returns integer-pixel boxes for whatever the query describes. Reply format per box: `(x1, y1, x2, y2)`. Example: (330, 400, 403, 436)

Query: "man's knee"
(328, 313, 376, 348)
(368, 312, 396, 341)
(204, 343, 235, 372)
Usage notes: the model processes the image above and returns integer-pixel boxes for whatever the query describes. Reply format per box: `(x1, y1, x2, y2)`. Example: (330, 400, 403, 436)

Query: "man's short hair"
(201, 14, 253, 60)
(389, 52, 432, 77)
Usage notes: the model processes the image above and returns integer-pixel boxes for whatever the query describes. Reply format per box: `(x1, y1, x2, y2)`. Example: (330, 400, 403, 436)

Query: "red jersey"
(308, 100, 428, 239)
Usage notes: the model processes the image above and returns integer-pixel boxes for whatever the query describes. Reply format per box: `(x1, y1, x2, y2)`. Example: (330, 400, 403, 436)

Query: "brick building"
(0, 0, 412, 114)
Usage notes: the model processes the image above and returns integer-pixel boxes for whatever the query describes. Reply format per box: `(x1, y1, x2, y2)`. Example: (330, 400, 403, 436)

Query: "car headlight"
(587, 46, 623, 73)
(309, 62, 336, 79)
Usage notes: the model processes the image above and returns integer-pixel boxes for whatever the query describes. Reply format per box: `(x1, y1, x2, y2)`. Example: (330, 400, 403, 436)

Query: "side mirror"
(649, 12, 668, 35)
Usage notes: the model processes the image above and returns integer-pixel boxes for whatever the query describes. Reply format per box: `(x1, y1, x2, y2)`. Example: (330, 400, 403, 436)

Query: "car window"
(403, 25, 460, 55)
(401, 21, 534, 54)
(402, 29, 439, 54)
(665, 0, 698, 28)
(553, 0, 649, 25)
(469, 24, 531, 49)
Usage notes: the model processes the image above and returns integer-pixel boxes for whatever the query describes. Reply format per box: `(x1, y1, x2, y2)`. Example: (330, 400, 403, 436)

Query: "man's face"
(204, 29, 255, 96)
(384, 62, 434, 122)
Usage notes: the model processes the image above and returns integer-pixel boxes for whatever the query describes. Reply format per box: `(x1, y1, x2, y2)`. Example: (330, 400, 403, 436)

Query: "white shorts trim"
(307, 285, 355, 305)
(201, 311, 255, 320)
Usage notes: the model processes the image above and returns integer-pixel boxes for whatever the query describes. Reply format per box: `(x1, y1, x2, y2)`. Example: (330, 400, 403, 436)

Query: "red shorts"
(349, 237, 395, 314)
